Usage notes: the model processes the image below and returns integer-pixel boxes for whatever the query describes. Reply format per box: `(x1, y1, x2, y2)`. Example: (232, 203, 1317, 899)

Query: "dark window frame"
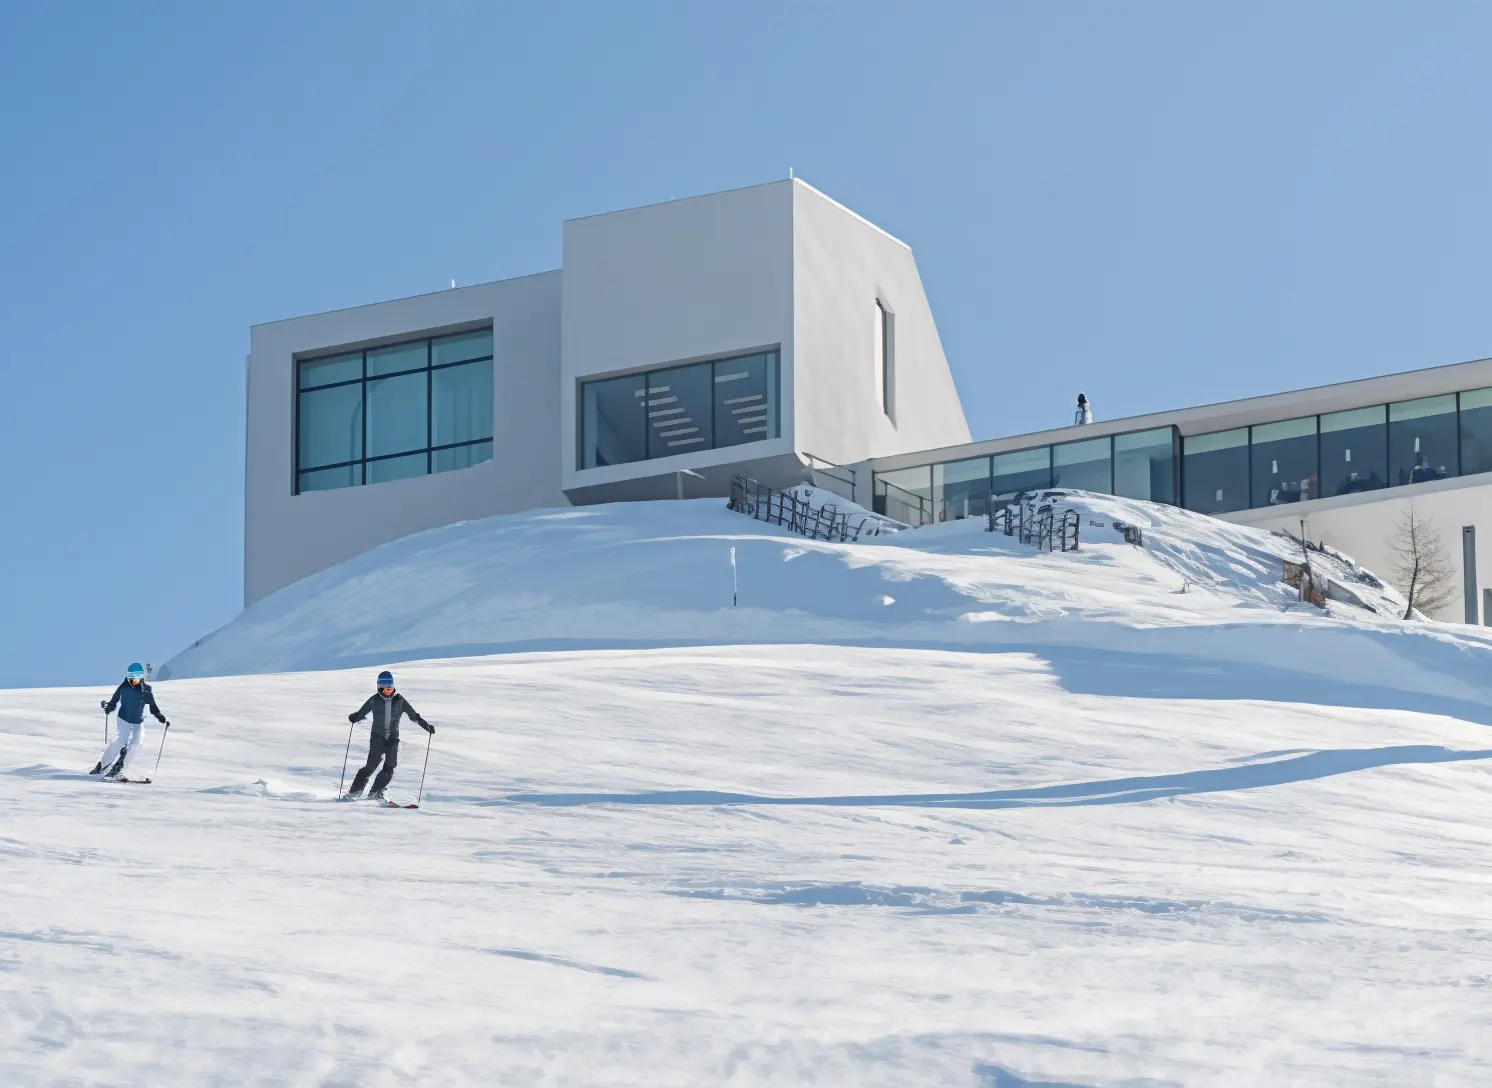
(294, 328, 494, 495)
(576, 348, 781, 471)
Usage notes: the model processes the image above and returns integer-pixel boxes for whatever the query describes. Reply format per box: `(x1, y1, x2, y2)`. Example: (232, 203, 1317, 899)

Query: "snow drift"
(162, 493, 1492, 724)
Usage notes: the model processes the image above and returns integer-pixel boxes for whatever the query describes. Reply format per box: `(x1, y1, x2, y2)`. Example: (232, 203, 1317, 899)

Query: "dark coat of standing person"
(344, 670, 433, 800)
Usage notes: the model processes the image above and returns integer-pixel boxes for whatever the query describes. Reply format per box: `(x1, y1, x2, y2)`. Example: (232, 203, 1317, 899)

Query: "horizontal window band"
(649, 407, 685, 418)
(298, 438, 491, 473)
(723, 395, 763, 405)
(714, 372, 749, 383)
(741, 426, 768, 435)
(666, 437, 706, 447)
(659, 427, 699, 437)
(299, 355, 494, 391)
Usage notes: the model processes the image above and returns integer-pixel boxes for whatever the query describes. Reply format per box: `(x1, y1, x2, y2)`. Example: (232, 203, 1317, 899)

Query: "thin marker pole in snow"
(103, 708, 110, 747)
(730, 547, 738, 607)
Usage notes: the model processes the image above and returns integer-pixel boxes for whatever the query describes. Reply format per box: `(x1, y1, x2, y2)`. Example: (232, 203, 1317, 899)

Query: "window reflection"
(295, 328, 494, 493)
(1250, 416, 1317, 506)
(874, 465, 934, 525)
(933, 457, 991, 520)
(1389, 395, 1457, 486)
(1052, 437, 1111, 494)
(1183, 429, 1249, 514)
(579, 350, 781, 469)
(992, 447, 1052, 496)
(1461, 388, 1492, 477)
(1319, 406, 1385, 496)
(1114, 428, 1176, 503)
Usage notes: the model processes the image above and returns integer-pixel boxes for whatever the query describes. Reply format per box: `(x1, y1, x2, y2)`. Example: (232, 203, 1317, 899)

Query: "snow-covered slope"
(8, 497, 1492, 1084)
(4, 645, 1491, 1085)
(162, 494, 1492, 726)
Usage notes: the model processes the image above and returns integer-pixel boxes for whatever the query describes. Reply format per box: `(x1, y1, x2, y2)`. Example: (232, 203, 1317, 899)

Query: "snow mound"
(160, 494, 1492, 722)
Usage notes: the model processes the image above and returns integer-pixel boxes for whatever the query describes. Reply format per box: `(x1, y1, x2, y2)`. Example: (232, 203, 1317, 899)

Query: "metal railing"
(728, 475, 897, 542)
(987, 492, 1080, 552)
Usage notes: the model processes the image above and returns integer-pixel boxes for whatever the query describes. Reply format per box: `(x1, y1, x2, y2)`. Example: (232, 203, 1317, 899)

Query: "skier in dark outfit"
(344, 670, 433, 800)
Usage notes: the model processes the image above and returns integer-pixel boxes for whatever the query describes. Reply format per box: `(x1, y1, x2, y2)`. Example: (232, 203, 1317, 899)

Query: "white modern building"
(246, 178, 1492, 623)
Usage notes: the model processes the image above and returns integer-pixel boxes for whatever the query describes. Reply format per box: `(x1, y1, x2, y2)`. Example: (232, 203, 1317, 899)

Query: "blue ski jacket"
(105, 680, 166, 725)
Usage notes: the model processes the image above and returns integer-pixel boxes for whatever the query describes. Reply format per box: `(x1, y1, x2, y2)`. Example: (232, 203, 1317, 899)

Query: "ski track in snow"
(5, 496, 1492, 1083)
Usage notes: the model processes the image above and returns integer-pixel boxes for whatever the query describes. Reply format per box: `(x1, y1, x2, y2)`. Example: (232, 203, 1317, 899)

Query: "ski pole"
(337, 718, 357, 797)
(103, 708, 111, 747)
(415, 730, 432, 807)
(151, 722, 170, 780)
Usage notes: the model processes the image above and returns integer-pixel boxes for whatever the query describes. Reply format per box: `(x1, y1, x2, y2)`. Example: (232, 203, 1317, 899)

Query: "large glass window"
(1052, 437, 1111, 494)
(1390, 395, 1457, 486)
(933, 456, 991, 520)
(580, 373, 646, 468)
(1461, 388, 1492, 477)
(1114, 427, 1176, 503)
(1320, 405, 1386, 497)
(579, 350, 781, 470)
(295, 328, 494, 494)
(648, 362, 714, 456)
(874, 465, 933, 525)
(992, 447, 1052, 496)
(1250, 416, 1318, 507)
(1183, 429, 1249, 514)
(714, 351, 778, 448)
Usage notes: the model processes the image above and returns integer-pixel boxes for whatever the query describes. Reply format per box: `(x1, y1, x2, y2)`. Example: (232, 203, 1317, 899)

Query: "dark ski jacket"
(350, 691, 430, 740)
(105, 680, 165, 726)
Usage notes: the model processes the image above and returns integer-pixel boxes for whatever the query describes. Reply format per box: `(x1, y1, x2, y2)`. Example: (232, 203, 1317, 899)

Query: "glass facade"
(1250, 415, 1318, 507)
(295, 328, 494, 494)
(1460, 387, 1492, 477)
(1389, 394, 1457, 486)
(874, 465, 933, 524)
(580, 350, 779, 469)
(1113, 427, 1177, 503)
(993, 447, 1052, 496)
(1320, 405, 1386, 497)
(1182, 429, 1249, 515)
(872, 377, 1492, 527)
(1052, 437, 1111, 493)
(934, 456, 992, 520)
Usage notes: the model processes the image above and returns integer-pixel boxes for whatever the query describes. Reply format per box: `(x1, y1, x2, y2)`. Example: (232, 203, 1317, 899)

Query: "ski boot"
(89, 761, 103, 775)
(367, 789, 385, 802)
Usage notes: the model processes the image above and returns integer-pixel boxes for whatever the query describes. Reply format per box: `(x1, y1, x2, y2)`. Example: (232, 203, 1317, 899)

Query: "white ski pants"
(101, 716, 147, 775)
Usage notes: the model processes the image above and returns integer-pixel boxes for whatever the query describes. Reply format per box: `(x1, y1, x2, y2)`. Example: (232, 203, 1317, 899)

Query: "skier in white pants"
(92, 663, 169, 779)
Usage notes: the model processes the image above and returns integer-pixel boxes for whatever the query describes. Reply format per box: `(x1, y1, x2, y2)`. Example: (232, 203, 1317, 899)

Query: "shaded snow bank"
(161, 494, 1492, 720)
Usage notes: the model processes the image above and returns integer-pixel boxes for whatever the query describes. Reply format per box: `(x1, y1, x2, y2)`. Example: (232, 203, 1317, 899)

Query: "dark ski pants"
(350, 732, 399, 794)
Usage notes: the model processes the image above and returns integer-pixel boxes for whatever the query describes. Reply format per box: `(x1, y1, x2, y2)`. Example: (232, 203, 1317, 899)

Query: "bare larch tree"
(1386, 504, 1457, 619)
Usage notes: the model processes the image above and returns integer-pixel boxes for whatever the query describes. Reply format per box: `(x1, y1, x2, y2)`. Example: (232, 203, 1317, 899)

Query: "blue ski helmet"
(126, 663, 145, 681)
(377, 670, 394, 688)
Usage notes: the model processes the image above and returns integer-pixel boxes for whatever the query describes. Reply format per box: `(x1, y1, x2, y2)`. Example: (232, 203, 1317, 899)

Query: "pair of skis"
(340, 794, 418, 809)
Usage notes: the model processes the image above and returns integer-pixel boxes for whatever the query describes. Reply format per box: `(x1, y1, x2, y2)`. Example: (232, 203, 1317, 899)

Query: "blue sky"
(4, 2, 1492, 688)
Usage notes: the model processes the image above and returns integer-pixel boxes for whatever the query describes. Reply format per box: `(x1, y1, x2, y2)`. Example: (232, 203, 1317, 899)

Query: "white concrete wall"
(792, 181, 970, 467)
(560, 181, 797, 494)
(244, 273, 564, 605)
(1227, 475, 1492, 622)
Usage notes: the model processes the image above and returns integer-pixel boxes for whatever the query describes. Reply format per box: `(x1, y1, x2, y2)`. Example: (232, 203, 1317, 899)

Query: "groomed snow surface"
(5, 495, 1492, 1085)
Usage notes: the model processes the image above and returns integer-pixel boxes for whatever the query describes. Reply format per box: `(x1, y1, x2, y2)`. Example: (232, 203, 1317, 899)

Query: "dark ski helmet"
(377, 670, 394, 688)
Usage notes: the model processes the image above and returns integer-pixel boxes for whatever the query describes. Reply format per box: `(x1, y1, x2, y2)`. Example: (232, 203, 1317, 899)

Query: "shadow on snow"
(499, 745, 1492, 811)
